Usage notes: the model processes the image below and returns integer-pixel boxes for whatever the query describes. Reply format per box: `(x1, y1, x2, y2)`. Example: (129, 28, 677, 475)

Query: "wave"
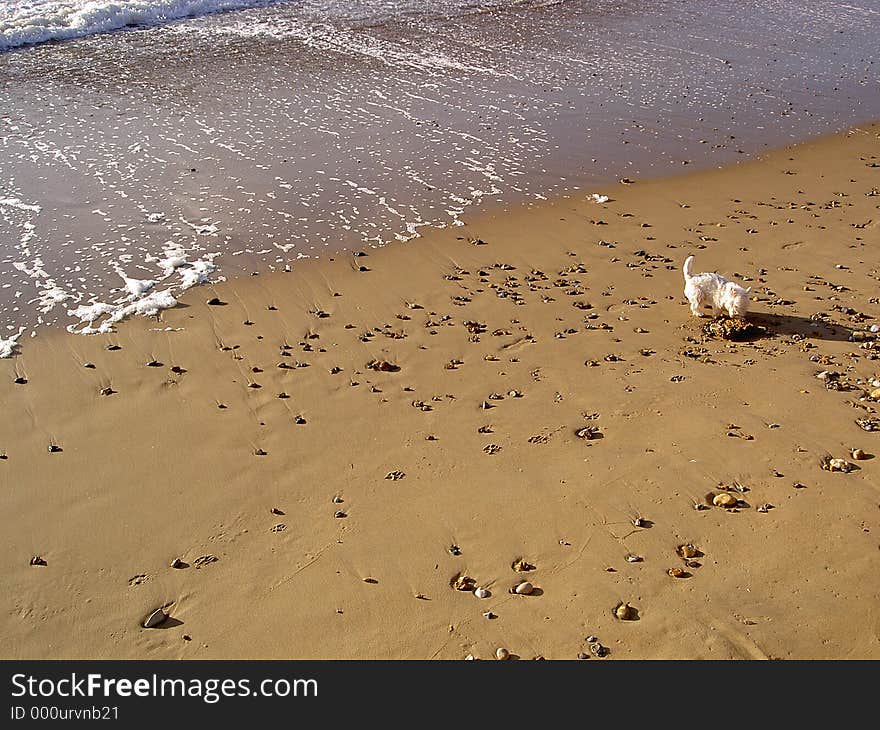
(0, 0, 282, 51)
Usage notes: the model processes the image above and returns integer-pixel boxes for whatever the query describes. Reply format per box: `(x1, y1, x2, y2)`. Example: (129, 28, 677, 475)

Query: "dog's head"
(724, 282, 750, 318)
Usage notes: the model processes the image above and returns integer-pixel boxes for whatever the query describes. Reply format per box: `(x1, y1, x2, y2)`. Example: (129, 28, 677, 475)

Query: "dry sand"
(2, 124, 879, 660)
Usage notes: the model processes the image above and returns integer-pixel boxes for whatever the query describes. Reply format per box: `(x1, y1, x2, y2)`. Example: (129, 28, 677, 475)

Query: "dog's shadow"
(747, 312, 855, 343)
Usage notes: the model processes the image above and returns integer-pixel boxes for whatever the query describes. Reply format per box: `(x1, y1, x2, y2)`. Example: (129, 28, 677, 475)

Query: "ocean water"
(1, 0, 878, 346)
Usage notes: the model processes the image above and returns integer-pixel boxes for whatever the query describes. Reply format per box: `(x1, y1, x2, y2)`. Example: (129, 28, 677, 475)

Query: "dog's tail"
(683, 255, 694, 281)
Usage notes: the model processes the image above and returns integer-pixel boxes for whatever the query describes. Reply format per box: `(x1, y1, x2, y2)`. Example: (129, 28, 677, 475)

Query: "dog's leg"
(689, 297, 706, 317)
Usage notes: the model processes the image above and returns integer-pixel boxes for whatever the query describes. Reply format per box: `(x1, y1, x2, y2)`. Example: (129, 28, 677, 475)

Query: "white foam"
(0, 327, 25, 358)
(67, 290, 178, 335)
(0, 1, 277, 51)
(0, 197, 42, 213)
(145, 241, 217, 287)
(119, 273, 157, 297)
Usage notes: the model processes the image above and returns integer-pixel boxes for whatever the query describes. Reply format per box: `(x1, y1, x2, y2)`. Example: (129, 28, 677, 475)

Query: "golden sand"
(2, 125, 879, 659)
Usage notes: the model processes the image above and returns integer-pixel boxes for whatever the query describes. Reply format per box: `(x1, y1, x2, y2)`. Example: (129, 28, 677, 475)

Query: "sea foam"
(0, 0, 276, 51)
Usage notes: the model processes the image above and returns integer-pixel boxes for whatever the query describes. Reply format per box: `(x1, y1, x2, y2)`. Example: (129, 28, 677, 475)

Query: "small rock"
(30, 556, 46, 566)
(474, 587, 490, 599)
(170, 558, 186, 569)
(713, 492, 738, 508)
(822, 456, 854, 473)
(852, 448, 867, 460)
(677, 544, 699, 559)
(512, 581, 534, 595)
(495, 647, 510, 661)
(143, 608, 168, 629)
(614, 602, 637, 620)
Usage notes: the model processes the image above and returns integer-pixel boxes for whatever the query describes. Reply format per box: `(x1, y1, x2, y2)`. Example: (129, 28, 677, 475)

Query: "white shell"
(514, 581, 534, 595)
(474, 587, 490, 599)
(142, 608, 167, 629)
(495, 647, 510, 661)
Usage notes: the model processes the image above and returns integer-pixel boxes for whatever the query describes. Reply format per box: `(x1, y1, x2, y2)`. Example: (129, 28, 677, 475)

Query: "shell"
(512, 558, 535, 572)
(495, 647, 510, 661)
(142, 608, 168, 629)
(513, 581, 534, 595)
(614, 602, 637, 621)
(677, 543, 699, 559)
(474, 587, 490, 599)
(452, 574, 476, 591)
(667, 567, 686, 578)
(829, 458, 853, 472)
(713, 493, 738, 508)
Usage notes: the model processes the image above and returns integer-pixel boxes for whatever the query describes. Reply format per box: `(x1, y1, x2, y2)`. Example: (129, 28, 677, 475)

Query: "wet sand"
(1, 124, 879, 659)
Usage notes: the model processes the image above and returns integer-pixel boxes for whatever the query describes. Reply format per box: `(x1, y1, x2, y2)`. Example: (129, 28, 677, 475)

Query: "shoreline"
(1, 123, 879, 659)
(9, 119, 880, 353)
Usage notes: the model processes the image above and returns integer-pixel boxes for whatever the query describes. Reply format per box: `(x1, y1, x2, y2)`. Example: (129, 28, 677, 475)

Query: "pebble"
(142, 608, 168, 629)
(614, 602, 637, 621)
(29, 556, 46, 566)
(170, 558, 186, 569)
(713, 493, 738, 508)
(852, 448, 867, 460)
(495, 647, 510, 661)
(474, 587, 490, 599)
(824, 457, 854, 473)
(513, 581, 534, 595)
(677, 544, 699, 559)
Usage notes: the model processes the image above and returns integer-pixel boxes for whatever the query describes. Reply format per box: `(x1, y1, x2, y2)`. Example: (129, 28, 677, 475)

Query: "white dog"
(683, 255, 750, 318)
